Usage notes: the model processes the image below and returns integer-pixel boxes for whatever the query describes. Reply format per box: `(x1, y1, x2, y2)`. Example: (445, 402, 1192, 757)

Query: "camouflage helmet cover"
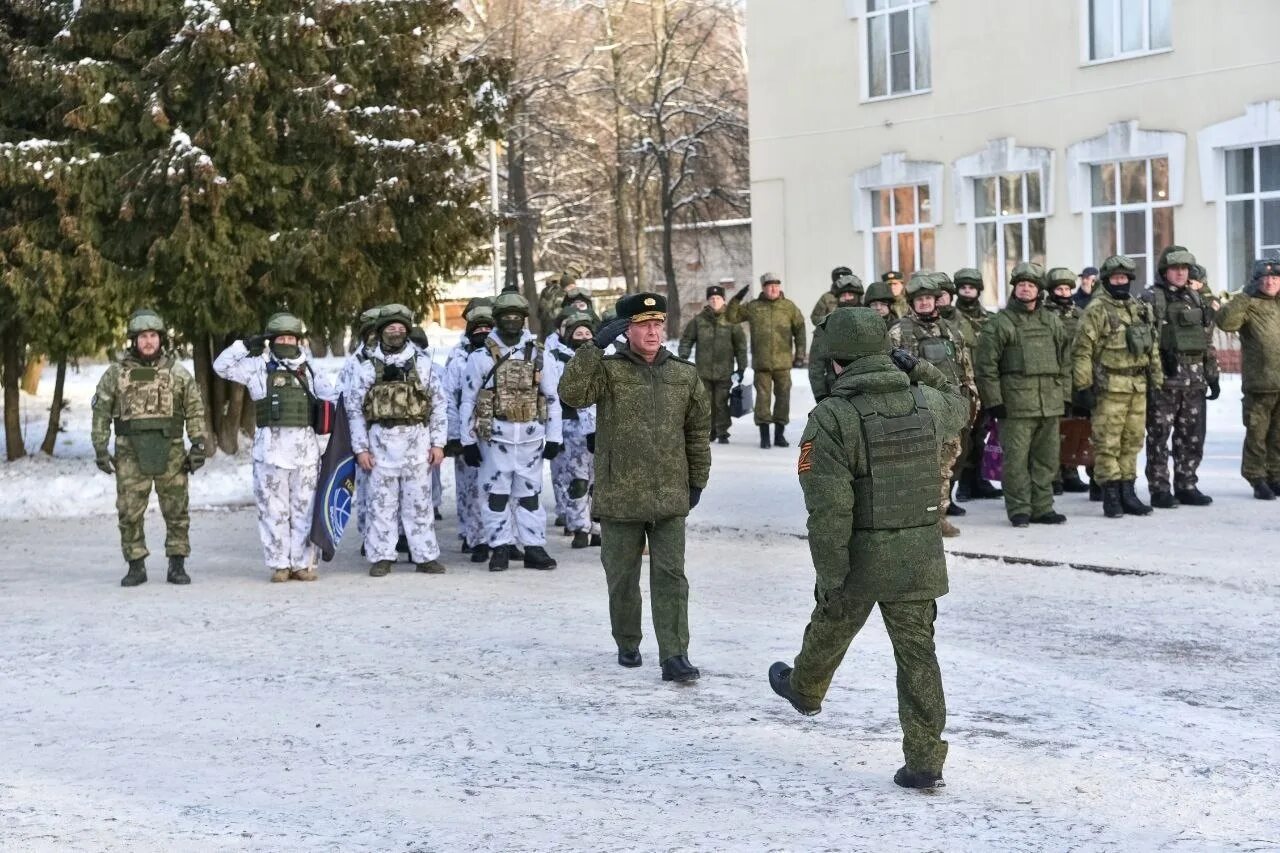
(1100, 255, 1138, 280)
(1047, 267, 1077, 288)
(905, 270, 942, 299)
(493, 290, 531, 318)
(376, 303, 414, 332)
(824, 308, 891, 361)
(1009, 262, 1047, 289)
(834, 272, 864, 294)
(862, 280, 895, 304)
(1157, 245, 1196, 273)
(126, 308, 166, 337)
(932, 271, 956, 295)
(264, 312, 305, 338)
(953, 268, 984, 291)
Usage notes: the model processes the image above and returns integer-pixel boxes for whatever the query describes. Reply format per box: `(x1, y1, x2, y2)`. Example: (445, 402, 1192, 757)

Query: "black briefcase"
(729, 380, 753, 418)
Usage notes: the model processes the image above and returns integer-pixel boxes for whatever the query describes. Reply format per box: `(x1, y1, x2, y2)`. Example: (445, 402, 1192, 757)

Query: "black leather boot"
(470, 544, 490, 563)
(571, 531, 589, 549)
(661, 655, 700, 682)
(768, 662, 820, 715)
(759, 424, 771, 449)
(1061, 468, 1089, 493)
(1174, 486, 1213, 506)
(1120, 480, 1152, 516)
(894, 766, 945, 790)
(166, 556, 190, 585)
(121, 559, 147, 587)
(488, 547, 509, 572)
(1252, 480, 1276, 500)
(523, 546, 557, 570)
(1150, 490, 1178, 509)
(1102, 482, 1124, 518)
(773, 424, 789, 448)
(617, 649, 642, 668)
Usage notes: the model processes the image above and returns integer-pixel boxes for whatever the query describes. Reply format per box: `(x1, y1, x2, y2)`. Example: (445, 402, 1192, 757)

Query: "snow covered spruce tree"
(47, 0, 506, 453)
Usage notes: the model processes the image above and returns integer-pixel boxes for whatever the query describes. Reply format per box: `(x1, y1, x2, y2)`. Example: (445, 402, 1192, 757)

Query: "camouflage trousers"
(366, 461, 440, 563)
(550, 442, 570, 521)
(431, 464, 443, 509)
(1145, 385, 1207, 492)
(600, 516, 689, 662)
(938, 436, 963, 513)
(1091, 390, 1146, 483)
(113, 438, 190, 561)
(999, 416, 1060, 519)
(791, 597, 947, 775)
(479, 437, 547, 547)
(354, 466, 370, 538)
(453, 457, 484, 549)
(702, 377, 732, 438)
(1241, 392, 1280, 482)
(559, 418, 595, 534)
(253, 460, 320, 571)
(753, 368, 792, 426)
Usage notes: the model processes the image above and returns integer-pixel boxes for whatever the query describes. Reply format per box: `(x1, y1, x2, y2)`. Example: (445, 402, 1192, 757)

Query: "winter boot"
(954, 470, 974, 503)
(661, 655, 701, 683)
(369, 560, 393, 577)
(1061, 468, 1089, 493)
(768, 662, 820, 716)
(571, 531, 590, 549)
(946, 482, 966, 516)
(1102, 482, 1124, 518)
(1150, 491, 1178, 509)
(506, 544, 525, 561)
(1089, 479, 1102, 502)
(523, 546, 557, 570)
(1010, 514, 1030, 528)
(289, 568, 318, 581)
(1270, 481, 1280, 496)
(759, 424, 771, 449)
(1031, 511, 1067, 524)
(717, 434, 730, 444)
(554, 514, 565, 528)
(489, 547, 509, 572)
(974, 477, 1003, 499)
(121, 559, 148, 587)
(166, 556, 190, 585)
(416, 560, 446, 574)
(773, 424, 789, 448)
(434, 508, 443, 521)
(395, 534, 410, 557)
(617, 649, 643, 668)
(470, 544, 491, 563)
(1120, 480, 1152, 516)
(1252, 480, 1276, 501)
(270, 568, 291, 583)
(894, 766, 945, 790)
(1175, 487, 1213, 506)
(461, 542, 473, 554)
(1052, 480, 1064, 496)
(590, 533, 602, 547)
(940, 518, 960, 537)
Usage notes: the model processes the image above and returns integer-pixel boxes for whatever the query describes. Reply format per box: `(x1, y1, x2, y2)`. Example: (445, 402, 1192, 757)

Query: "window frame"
(1081, 0, 1173, 66)
(1222, 143, 1280, 292)
(969, 172, 1049, 305)
(859, 0, 934, 102)
(1085, 155, 1176, 288)
(866, 183, 936, 280)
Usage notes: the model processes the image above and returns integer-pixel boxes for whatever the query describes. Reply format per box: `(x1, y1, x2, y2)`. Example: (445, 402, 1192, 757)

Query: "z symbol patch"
(797, 441, 814, 474)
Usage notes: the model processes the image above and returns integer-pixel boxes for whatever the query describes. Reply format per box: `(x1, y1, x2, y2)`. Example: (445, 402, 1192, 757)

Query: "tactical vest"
(847, 387, 940, 531)
(114, 360, 177, 436)
(484, 339, 546, 424)
(363, 356, 431, 426)
(1154, 288, 1208, 356)
(1102, 300, 1156, 363)
(998, 316, 1060, 376)
(901, 317, 960, 384)
(255, 362, 312, 428)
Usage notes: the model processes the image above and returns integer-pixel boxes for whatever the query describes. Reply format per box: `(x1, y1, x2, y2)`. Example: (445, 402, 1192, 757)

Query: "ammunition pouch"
(255, 363, 314, 429)
(1161, 305, 1207, 355)
(473, 388, 496, 441)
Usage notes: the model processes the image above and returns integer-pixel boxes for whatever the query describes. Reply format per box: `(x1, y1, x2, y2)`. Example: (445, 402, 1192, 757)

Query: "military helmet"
(358, 306, 383, 337)
(1047, 267, 1076, 289)
(463, 296, 493, 321)
(601, 302, 618, 323)
(1009, 262, 1047, 290)
(562, 311, 597, 338)
(408, 325, 430, 349)
(561, 285, 592, 307)
(953, 268, 984, 291)
(834, 272, 864, 295)
(905, 270, 942, 299)
(1252, 258, 1280, 281)
(1099, 255, 1138, 281)
(1157, 245, 1196, 274)
(831, 265, 853, 283)
(127, 308, 166, 337)
(493, 290, 530, 318)
(1190, 263, 1208, 285)
(465, 305, 494, 333)
(264, 312, 305, 338)
(824, 308, 890, 361)
(933, 271, 956, 295)
(863, 280, 895, 304)
(376, 303, 414, 332)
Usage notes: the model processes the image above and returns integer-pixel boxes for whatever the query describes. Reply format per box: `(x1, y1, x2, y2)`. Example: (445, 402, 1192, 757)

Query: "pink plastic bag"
(981, 421, 1003, 482)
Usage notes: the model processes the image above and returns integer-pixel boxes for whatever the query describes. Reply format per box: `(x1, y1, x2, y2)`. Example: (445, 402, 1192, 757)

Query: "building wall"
(747, 0, 1280, 314)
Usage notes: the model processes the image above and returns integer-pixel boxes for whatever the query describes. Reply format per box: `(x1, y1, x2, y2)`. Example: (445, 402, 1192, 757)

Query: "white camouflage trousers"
(550, 450, 570, 522)
(454, 457, 483, 548)
(479, 437, 547, 547)
(366, 461, 440, 563)
(559, 418, 595, 533)
(253, 460, 320, 571)
(355, 466, 371, 538)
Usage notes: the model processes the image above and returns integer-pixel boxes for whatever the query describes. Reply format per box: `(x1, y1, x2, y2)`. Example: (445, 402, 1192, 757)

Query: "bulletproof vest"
(1104, 300, 1155, 360)
(847, 387, 940, 531)
(1154, 288, 1208, 356)
(114, 359, 176, 435)
(485, 339, 545, 423)
(254, 362, 312, 428)
(998, 315, 1060, 376)
(363, 356, 431, 426)
(902, 317, 960, 384)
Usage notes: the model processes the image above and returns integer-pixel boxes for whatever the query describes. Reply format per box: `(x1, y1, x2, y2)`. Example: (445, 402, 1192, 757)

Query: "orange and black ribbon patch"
(797, 441, 814, 473)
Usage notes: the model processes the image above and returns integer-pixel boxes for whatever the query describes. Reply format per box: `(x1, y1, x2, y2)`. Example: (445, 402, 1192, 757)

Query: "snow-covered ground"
(2, 362, 1280, 851)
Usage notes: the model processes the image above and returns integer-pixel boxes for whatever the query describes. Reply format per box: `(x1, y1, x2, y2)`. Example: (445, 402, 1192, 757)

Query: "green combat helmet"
(463, 296, 494, 321)
(1157, 245, 1196, 275)
(1009, 262, 1047, 289)
(834, 273, 864, 297)
(863, 280, 895, 305)
(1047, 267, 1076, 288)
(906, 270, 942, 299)
(931, 271, 955, 296)
(358, 306, 383, 338)
(953, 268, 984, 292)
(127, 308, 166, 338)
(493, 290, 531, 317)
(563, 311, 598, 336)
(1099, 255, 1138, 282)
(264, 312, 305, 338)
(824, 307, 891, 361)
(377, 303, 414, 331)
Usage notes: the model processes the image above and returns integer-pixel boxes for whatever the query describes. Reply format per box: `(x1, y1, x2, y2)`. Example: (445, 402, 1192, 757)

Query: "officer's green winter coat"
(1216, 290, 1280, 392)
(559, 342, 711, 521)
(678, 306, 748, 380)
(975, 299, 1072, 418)
(799, 356, 969, 602)
(726, 293, 806, 370)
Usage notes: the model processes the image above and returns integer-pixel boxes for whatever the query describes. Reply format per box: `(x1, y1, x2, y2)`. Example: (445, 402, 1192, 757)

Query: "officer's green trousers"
(600, 517, 690, 662)
(999, 416, 1059, 519)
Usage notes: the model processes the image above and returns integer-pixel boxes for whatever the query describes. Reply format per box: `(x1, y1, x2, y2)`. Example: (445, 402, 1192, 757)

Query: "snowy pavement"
(3, 368, 1280, 851)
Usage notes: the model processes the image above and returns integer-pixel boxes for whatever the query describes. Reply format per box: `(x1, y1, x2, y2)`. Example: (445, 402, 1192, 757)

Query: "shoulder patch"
(797, 441, 815, 474)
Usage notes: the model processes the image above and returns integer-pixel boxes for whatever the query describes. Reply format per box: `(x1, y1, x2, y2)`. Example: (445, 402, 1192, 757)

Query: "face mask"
(380, 329, 407, 352)
(497, 314, 525, 340)
(567, 334, 591, 350)
(467, 329, 490, 349)
(1051, 292, 1073, 307)
(1104, 281, 1131, 300)
(270, 342, 301, 360)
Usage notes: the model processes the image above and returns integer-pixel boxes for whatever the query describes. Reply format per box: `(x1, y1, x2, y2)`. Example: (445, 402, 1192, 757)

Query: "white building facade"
(747, 0, 1280, 309)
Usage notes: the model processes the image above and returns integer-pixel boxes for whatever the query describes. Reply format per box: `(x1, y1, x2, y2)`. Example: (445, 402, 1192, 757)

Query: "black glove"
(732, 286, 749, 303)
(688, 486, 702, 509)
(593, 317, 629, 349)
(1073, 388, 1096, 414)
(542, 442, 563, 460)
(95, 449, 114, 475)
(1207, 377, 1221, 401)
(184, 441, 206, 473)
(1160, 348, 1180, 378)
(244, 334, 268, 356)
(443, 439, 464, 458)
(586, 433, 595, 454)
(1064, 402, 1074, 418)
(889, 348, 918, 373)
(792, 355, 806, 369)
(985, 404, 1008, 421)
(462, 444, 482, 468)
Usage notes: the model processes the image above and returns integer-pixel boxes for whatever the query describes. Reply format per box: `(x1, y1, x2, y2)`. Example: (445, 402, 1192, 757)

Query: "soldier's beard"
(958, 296, 979, 307)
(131, 343, 161, 363)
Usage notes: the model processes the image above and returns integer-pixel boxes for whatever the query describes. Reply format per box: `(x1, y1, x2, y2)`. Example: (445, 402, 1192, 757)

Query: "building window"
(870, 184, 935, 278)
(866, 0, 931, 99)
(1224, 144, 1280, 291)
(972, 172, 1047, 302)
(1088, 0, 1171, 62)
(1088, 156, 1174, 286)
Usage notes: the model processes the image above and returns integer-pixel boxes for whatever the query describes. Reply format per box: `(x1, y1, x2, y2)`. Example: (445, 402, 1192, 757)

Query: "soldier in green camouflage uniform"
(1072, 256, 1163, 518)
(889, 271, 975, 536)
(679, 284, 748, 443)
(879, 270, 909, 320)
(768, 308, 970, 790)
(861, 280, 897, 327)
(559, 292, 712, 683)
(92, 309, 207, 587)
(811, 266, 862, 325)
(1216, 259, 1280, 499)
(1046, 267, 1090, 494)
(975, 263, 1072, 526)
(952, 268, 1002, 503)
(808, 275, 866, 402)
(727, 272, 806, 448)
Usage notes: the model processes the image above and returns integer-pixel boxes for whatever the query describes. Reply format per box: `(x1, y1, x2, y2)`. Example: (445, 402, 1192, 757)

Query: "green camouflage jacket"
(956, 298, 992, 331)
(726, 293, 806, 370)
(1217, 290, 1280, 393)
(888, 314, 977, 400)
(1045, 299, 1083, 344)
(975, 299, 1072, 418)
(558, 342, 711, 521)
(91, 352, 206, 453)
(811, 290, 839, 326)
(678, 306, 748, 381)
(799, 356, 969, 602)
(1072, 291, 1164, 394)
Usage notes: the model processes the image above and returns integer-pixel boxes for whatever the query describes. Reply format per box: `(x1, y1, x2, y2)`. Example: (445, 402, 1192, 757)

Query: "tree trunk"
(39, 356, 68, 455)
(21, 354, 43, 395)
(511, 127, 539, 319)
(311, 336, 330, 359)
(660, 209, 682, 334)
(192, 332, 246, 456)
(2, 332, 26, 461)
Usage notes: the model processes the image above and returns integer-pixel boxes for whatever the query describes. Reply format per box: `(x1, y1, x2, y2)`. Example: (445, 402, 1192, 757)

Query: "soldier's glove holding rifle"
(243, 334, 269, 357)
(1207, 377, 1221, 401)
(542, 442, 563, 460)
(462, 443, 482, 468)
(593, 317, 630, 349)
(586, 433, 595, 454)
(889, 348, 918, 373)
(95, 449, 115, 475)
(443, 439, 464, 458)
(1160, 348, 1180, 379)
(1073, 388, 1096, 415)
(688, 486, 702, 509)
(185, 441, 206, 474)
(985, 403, 1009, 421)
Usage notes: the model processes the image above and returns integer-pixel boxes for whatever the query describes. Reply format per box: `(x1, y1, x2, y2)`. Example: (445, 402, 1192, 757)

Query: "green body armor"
(847, 387, 940, 531)
(254, 363, 312, 428)
(903, 317, 961, 385)
(114, 361, 181, 475)
(364, 357, 432, 426)
(1156, 290, 1208, 356)
(998, 323, 1060, 376)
